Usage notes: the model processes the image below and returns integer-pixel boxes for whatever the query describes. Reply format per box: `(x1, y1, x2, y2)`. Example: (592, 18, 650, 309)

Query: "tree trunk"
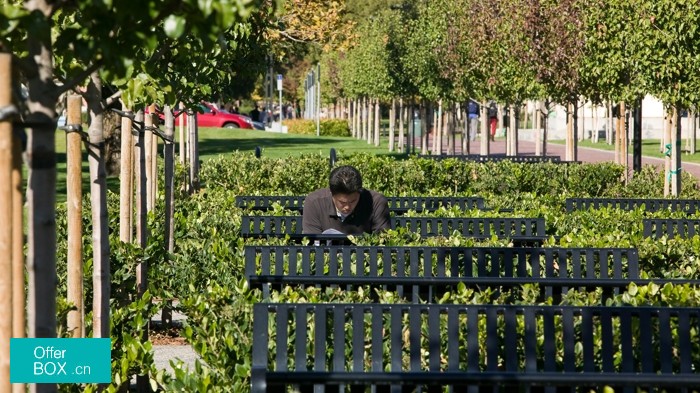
(460, 103, 467, 154)
(119, 103, 133, 243)
(480, 100, 489, 156)
(161, 106, 176, 328)
(86, 73, 111, 340)
(66, 95, 84, 338)
(433, 100, 441, 155)
(135, 107, 149, 390)
(24, 5, 59, 391)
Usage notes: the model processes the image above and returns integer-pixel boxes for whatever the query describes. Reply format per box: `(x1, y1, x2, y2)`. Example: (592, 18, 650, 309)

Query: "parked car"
(188, 102, 255, 129)
(151, 102, 255, 129)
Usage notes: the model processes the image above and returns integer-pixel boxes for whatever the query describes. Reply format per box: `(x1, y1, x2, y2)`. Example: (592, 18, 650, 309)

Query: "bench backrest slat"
(240, 215, 546, 240)
(236, 195, 487, 213)
(252, 303, 700, 390)
(566, 197, 700, 214)
(643, 218, 700, 239)
(245, 246, 641, 301)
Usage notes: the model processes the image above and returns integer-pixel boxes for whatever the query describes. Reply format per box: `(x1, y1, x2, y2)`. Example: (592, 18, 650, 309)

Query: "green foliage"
(52, 152, 700, 391)
(285, 119, 351, 137)
(199, 151, 626, 198)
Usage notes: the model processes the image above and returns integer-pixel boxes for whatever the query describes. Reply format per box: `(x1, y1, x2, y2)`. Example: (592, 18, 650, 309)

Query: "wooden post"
(664, 107, 672, 196)
(614, 103, 621, 164)
(119, 103, 133, 243)
(620, 101, 627, 182)
(671, 107, 681, 196)
(11, 101, 25, 393)
(374, 99, 380, 147)
(690, 110, 697, 155)
(607, 101, 614, 145)
(150, 118, 157, 210)
(178, 102, 185, 164)
(420, 103, 428, 155)
(368, 99, 374, 144)
(0, 52, 13, 393)
(433, 100, 441, 155)
(144, 105, 154, 212)
(511, 104, 518, 156)
(389, 99, 395, 152)
(398, 99, 404, 152)
(535, 101, 542, 156)
(188, 111, 200, 192)
(566, 103, 573, 161)
(65, 95, 83, 338)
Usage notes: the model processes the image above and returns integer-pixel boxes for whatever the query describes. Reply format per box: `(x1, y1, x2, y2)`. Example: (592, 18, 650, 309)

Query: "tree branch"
(104, 90, 122, 108)
(56, 60, 103, 96)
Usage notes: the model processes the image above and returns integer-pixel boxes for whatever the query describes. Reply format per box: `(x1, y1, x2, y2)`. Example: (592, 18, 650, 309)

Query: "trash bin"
(413, 112, 422, 137)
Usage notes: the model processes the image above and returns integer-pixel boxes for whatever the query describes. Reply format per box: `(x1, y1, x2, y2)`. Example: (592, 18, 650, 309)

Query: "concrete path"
(412, 136, 700, 182)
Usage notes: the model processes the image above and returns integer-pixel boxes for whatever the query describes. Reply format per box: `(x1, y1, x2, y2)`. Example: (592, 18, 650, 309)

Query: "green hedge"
(285, 118, 351, 136)
(53, 152, 700, 392)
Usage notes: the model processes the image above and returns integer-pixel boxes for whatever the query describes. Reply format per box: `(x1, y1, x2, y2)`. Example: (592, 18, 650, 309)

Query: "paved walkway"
(410, 136, 700, 182)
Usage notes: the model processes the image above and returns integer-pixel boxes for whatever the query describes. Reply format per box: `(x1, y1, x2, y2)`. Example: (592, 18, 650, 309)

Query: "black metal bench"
(236, 195, 487, 213)
(418, 154, 563, 163)
(566, 197, 700, 214)
(245, 245, 642, 301)
(643, 218, 700, 239)
(240, 215, 547, 245)
(252, 303, 700, 392)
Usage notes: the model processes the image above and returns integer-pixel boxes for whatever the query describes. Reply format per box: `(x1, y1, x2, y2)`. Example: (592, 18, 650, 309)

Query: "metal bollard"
(255, 146, 261, 158)
(329, 148, 337, 168)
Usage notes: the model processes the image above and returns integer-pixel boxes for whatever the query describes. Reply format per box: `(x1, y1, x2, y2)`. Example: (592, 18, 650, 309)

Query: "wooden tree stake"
(66, 95, 84, 338)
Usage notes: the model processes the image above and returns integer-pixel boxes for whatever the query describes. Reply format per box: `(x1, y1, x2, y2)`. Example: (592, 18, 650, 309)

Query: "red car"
(152, 102, 255, 129)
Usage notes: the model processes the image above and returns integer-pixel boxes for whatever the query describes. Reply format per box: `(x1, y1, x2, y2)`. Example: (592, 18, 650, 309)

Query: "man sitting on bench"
(302, 165, 390, 235)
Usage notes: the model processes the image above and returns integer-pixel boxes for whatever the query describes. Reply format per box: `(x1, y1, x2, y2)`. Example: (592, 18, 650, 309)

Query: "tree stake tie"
(144, 125, 174, 143)
(59, 123, 92, 145)
(0, 104, 18, 121)
(664, 143, 672, 157)
(668, 168, 681, 181)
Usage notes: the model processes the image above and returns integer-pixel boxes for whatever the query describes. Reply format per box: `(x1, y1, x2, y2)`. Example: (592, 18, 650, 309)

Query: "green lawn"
(53, 127, 406, 202)
(195, 127, 404, 160)
(548, 138, 700, 164)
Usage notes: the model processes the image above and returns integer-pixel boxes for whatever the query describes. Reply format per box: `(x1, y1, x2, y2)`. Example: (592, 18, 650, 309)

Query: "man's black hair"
(329, 165, 363, 195)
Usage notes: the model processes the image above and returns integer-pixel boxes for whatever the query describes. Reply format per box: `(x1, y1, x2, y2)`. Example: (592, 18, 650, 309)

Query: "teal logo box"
(11, 338, 111, 383)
